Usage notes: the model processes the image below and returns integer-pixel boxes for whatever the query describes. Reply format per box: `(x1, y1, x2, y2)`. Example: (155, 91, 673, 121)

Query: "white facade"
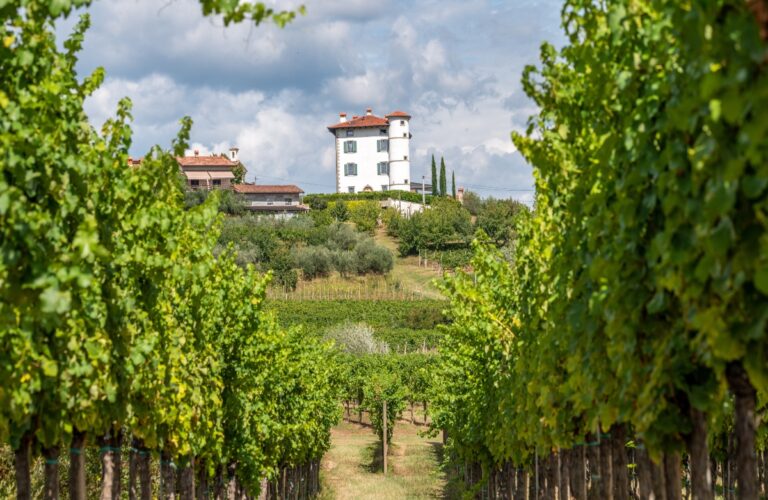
(383, 198, 425, 217)
(329, 109, 411, 193)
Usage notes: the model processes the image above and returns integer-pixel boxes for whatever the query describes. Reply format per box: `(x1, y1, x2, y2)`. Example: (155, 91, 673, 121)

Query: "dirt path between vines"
(320, 421, 450, 499)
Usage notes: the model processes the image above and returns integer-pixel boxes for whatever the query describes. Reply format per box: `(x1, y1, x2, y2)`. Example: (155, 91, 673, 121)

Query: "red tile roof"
(328, 114, 389, 130)
(386, 110, 411, 118)
(177, 155, 236, 167)
(233, 184, 304, 194)
(246, 204, 310, 212)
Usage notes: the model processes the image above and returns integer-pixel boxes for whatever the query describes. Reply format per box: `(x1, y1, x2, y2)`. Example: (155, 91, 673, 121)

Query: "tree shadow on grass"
(362, 439, 384, 474)
(428, 441, 462, 499)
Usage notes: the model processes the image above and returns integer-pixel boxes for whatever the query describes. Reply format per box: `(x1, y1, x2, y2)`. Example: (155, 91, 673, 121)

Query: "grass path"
(373, 229, 445, 300)
(320, 421, 449, 499)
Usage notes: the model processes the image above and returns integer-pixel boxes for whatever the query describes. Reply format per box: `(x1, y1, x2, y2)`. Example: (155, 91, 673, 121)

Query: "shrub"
(461, 190, 483, 216)
(326, 222, 359, 251)
(329, 200, 349, 221)
(404, 306, 447, 329)
(307, 197, 328, 210)
(354, 238, 394, 275)
(324, 322, 389, 355)
(475, 198, 528, 246)
(308, 208, 333, 227)
(303, 191, 433, 206)
(394, 198, 472, 255)
(274, 268, 298, 291)
(271, 249, 298, 291)
(348, 200, 381, 233)
(381, 208, 403, 237)
(332, 250, 357, 278)
(184, 188, 246, 215)
(294, 246, 333, 279)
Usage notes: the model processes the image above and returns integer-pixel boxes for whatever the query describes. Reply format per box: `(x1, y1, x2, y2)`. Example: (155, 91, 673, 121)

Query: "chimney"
(229, 147, 239, 163)
(366, 107, 372, 116)
(194, 149, 199, 157)
(339, 112, 347, 123)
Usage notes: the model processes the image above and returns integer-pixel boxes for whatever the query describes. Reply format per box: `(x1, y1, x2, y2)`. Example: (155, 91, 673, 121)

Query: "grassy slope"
(320, 422, 451, 499)
(373, 228, 444, 300)
(266, 227, 445, 300)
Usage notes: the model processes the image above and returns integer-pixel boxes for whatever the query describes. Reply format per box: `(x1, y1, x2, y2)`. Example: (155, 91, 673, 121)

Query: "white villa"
(327, 108, 411, 194)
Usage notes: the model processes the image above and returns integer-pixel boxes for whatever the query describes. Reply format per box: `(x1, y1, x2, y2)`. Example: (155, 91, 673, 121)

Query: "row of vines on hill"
(432, 1, 768, 499)
(0, 2, 339, 499)
(340, 353, 437, 443)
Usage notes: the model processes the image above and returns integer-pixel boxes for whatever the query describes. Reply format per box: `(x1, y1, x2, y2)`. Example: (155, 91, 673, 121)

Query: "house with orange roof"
(233, 183, 308, 217)
(327, 108, 412, 194)
(178, 147, 243, 190)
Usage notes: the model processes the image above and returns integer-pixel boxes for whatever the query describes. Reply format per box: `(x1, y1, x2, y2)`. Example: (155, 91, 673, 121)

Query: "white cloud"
(71, 0, 564, 197)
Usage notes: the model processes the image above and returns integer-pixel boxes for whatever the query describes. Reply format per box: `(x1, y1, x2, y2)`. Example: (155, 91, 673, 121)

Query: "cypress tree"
(431, 155, 438, 196)
(452, 171, 456, 198)
(439, 157, 447, 196)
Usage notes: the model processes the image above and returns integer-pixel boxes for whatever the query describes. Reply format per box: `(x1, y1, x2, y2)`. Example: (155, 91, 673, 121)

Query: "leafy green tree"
(363, 372, 406, 445)
(354, 238, 394, 274)
(232, 162, 246, 184)
(330, 200, 349, 222)
(0, 1, 343, 499)
(294, 246, 333, 279)
(476, 199, 527, 247)
(431, 155, 438, 196)
(439, 157, 447, 196)
(460, 190, 483, 216)
(396, 198, 472, 255)
(348, 200, 380, 233)
(431, 2, 768, 499)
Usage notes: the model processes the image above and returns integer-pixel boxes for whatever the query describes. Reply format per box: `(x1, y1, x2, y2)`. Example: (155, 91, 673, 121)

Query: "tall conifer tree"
(452, 171, 456, 198)
(439, 157, 447, 196)
(431, 155, 438, 196)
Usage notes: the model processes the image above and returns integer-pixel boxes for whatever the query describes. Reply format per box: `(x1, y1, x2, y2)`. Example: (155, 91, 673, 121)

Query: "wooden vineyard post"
(383, 400, 388, 475)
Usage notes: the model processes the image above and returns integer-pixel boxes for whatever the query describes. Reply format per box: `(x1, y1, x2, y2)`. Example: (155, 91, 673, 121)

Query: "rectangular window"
(344, 163, 358, 176)
(348, 186, 355, 193)
(190, 180, 200, 187)
(382, 184, 389, 191)
(212, 179, 221, 186)
(400, 120, 405, 125)
(346, 129, 354, 137)
(380, 128, 388, 135)
(343, 140, 357, 153)
(377, 162, 389, 175)
(377, 139, 389, 152)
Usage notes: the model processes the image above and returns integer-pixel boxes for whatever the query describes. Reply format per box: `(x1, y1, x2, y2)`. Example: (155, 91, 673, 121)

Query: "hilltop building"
(233, 184, 308, 217)
(327, 108, 411, 194)
(178, 147, 242, 190)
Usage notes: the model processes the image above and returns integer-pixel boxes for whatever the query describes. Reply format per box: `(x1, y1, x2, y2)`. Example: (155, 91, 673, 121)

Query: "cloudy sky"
(58, 0, 564, 201)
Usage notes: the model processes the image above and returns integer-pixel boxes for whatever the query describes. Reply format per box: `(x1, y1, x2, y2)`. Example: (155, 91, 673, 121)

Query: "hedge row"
(304, 191, 435, 207)
(265, 300, 447, 330)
